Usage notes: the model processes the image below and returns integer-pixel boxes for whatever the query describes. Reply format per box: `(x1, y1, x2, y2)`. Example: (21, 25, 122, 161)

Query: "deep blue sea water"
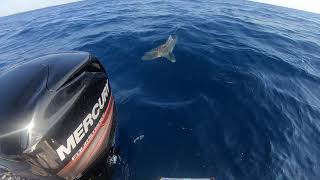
(1, 0, 320, 179)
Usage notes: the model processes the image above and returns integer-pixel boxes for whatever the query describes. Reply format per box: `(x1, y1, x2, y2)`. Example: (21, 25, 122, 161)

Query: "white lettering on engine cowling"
(56, 81, 110, 161)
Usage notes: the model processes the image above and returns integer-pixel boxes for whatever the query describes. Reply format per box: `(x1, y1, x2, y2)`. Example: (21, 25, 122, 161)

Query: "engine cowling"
(0, 52, 117, 179)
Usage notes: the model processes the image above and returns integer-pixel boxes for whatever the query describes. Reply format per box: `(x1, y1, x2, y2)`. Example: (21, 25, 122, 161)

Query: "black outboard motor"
(0, 52, 116, 179)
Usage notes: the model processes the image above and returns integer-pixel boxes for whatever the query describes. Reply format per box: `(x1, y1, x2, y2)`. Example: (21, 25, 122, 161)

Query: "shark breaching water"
(142, 35, 177, 62)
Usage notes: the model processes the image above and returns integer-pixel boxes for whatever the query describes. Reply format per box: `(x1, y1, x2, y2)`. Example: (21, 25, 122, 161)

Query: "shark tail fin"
(142, 49, 160, 60)
(165, 52, 176, 63)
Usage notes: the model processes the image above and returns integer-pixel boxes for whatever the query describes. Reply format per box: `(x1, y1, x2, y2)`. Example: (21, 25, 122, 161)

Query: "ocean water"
(1, 0, 320, 180)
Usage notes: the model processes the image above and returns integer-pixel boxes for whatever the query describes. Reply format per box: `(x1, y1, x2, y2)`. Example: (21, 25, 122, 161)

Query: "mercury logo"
(56, 81, 109, 161)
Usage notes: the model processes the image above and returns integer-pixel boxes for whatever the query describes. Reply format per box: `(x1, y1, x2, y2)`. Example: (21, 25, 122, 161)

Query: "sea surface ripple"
(0, 0, 320, 180)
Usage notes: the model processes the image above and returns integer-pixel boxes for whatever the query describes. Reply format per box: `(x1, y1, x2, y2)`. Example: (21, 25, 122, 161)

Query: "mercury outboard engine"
(0, 52, 116, 179)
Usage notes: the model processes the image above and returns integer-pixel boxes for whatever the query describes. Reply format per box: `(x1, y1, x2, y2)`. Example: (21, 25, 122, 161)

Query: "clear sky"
(0, 0, 81, 17)
(251, 0, 320, 14)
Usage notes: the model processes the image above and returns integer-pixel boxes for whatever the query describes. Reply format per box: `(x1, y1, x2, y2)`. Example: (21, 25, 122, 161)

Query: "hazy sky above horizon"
(0, 0, 81, 17)
(251, 0, 320, 14)
(0, 0, 319, 17)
